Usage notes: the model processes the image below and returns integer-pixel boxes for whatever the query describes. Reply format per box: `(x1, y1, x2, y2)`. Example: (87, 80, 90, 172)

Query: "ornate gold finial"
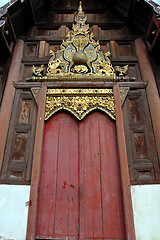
(78, 1, 83, 13)
(74, 1, 87, 30)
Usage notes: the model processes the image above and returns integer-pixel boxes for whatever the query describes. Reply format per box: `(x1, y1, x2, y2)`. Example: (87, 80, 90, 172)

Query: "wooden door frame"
(26, 82, 136, 240)
(114, 84, 136, 240)
(26, 83, 47, 240)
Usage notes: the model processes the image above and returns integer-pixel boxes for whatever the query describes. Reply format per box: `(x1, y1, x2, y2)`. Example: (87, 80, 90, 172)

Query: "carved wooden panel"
(20, 41, 62, 81)
(110, 41, 136, 58)
(24, 42, 39, 57)
(123, 89, 160, 184)
(0, 90, 37, 184)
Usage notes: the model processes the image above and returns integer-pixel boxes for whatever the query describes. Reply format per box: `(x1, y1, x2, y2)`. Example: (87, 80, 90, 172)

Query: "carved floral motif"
(32, 88, 129, 121)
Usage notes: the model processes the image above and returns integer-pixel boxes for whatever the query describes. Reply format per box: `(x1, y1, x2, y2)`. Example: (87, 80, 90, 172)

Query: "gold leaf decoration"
(27, 2, 135, 82)
(44, 88, 128, 121)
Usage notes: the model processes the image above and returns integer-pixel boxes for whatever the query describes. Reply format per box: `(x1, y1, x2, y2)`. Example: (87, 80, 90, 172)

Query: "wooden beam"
(7, 12, 16, 42)
(0, 31, 12, 56)
(19, 35, 139, 42)
(114, 83, 136, 240)
(0, 40, 24, 173)
(150, 28, 160, 53)
(13, 81, 148, 89)
(26, 83, 47, 240)
(134, 38, 160, 166)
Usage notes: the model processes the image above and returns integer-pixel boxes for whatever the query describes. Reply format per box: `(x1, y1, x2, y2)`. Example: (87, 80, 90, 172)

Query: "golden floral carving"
(44, 88, 128, 121)
(31, 88, 129, 121)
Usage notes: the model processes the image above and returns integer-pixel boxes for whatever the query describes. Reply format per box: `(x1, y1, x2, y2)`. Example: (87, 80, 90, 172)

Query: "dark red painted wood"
(79, 112, 125, 240)
(36, 111, 125, 240)
(36, 112, 79, 239)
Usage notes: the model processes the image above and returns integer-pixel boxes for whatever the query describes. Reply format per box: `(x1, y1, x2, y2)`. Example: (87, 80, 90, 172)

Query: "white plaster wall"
(0, 184, 30, 240)
(131, 184, 160, 240)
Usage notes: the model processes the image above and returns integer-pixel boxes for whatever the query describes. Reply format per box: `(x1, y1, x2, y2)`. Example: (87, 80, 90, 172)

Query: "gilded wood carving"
(27, 2, 135, 82)
(31, 88, 129, 121)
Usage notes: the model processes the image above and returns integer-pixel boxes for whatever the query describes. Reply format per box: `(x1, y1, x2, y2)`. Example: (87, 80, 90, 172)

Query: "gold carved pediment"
(27, 2, 135, 82)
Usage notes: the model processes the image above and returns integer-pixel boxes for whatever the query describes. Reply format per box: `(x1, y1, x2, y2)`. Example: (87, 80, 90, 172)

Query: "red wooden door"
(36, 111, 125, 240)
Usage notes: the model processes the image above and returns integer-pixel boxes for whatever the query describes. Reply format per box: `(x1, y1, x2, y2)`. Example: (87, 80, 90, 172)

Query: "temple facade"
(0, 1, 160, 240)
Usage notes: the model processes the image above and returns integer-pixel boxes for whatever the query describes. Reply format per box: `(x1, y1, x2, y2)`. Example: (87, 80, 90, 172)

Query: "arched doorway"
(36, 111, 125, 240)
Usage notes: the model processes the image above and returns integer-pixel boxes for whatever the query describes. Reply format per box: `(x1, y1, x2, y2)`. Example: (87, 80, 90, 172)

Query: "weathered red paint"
(36, 111, 125, 239)
(36, 112, 79, 239)
(79, 112, 125, 240)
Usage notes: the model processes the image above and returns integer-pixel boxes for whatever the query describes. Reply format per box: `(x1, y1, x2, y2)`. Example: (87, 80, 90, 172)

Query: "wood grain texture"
(36, 112, 79, 239)
(79, 112, 125, 240)
(0, 90, 37, 184)
(134, 38, 160, 164)
(26, 83, 47, 240)
(13, 81, 148, 89)
(114, 84, 136, 240)
(0, 40, 24, 174)
(122, 89, 160, 184)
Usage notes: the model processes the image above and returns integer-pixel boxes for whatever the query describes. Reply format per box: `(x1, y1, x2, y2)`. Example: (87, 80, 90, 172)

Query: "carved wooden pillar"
(114, 84, 136, 240)
(134, 38, 160, 161)
(0, 39, 24, 172)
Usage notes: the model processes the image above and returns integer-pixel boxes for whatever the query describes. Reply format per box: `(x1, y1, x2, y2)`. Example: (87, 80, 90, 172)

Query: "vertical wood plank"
(134, 38, 160, 163)
(54, 114, 79, 238)
(79, 114, 103, 239)
(114, 84, 136, 240)
(26, 83, 47, 240)
(36, 115, 60, 236)
(38, 41, 45, 58)
(110, 41, 117, 58)
(92, 25, 99, 37)
(0, 40, 24, 173)
(99, 115, 125, 238)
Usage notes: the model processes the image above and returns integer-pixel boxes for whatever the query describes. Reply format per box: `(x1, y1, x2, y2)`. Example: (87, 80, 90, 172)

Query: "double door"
(36, 111, 125, 240)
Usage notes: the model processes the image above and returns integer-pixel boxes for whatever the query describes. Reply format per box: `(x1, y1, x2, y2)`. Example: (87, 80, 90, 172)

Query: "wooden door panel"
(36, 112, 79, 239)
(79, 112, 125, 240)
(37, 111, 125, 240)
(79, 113, 104, 239)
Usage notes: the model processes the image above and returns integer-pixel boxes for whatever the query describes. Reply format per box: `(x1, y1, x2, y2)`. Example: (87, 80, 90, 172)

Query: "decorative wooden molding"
(13, 81, 148, 89)
(114, 83, 136, 240)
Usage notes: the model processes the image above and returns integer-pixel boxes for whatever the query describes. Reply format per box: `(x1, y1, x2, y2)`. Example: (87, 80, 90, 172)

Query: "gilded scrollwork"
(31, 88, 129, 121)
(47, 58, 62, 75)
(115, 65, 129, 76)
(32, 65, 44, 77)
(41, 88, 128, 121)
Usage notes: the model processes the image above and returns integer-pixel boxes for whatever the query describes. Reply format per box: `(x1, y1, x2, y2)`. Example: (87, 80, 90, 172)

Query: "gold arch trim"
(32, 88, 129, 121)
(45, 106, 115, 121)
